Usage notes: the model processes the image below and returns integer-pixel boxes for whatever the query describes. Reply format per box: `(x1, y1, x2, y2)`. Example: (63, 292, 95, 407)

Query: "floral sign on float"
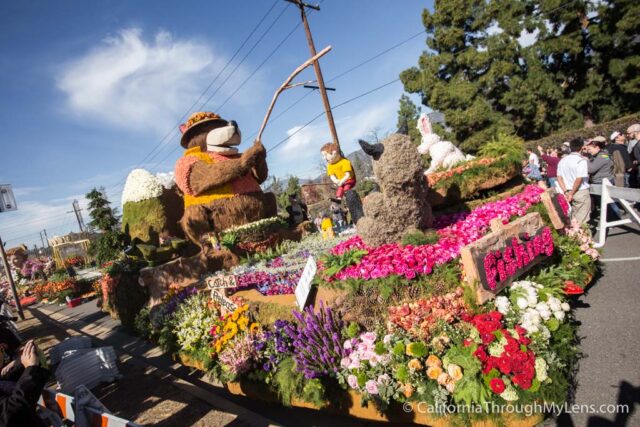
(479, 227, 554, 292)
(460, 213, 555, 303)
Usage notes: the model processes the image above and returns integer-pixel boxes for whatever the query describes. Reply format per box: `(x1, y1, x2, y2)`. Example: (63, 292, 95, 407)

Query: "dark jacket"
(607, 144, 632, 172)
(0, 365, 49, 427)
(588, 151, 614, 184)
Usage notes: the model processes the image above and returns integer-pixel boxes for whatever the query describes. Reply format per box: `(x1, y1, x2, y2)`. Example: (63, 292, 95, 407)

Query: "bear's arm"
(252, 155, 269, 184)
(189, 159, 251, 195)
(189, 142, 266, 195)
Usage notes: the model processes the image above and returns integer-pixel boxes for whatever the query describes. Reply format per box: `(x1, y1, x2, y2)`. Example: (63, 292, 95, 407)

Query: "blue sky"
(0, 0, 431, 248)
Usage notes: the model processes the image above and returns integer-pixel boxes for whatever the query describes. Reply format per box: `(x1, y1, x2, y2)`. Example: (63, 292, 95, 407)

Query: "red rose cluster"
(388, 288, 468, 338)
(469, 311, 536, 391)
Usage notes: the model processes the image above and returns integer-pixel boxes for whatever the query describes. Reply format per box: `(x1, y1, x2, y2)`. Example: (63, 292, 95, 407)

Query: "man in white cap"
(607, 131, 632, 187)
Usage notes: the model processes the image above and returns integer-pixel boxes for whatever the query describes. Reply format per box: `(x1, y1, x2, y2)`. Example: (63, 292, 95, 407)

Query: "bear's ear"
(179, 124, 187, 134)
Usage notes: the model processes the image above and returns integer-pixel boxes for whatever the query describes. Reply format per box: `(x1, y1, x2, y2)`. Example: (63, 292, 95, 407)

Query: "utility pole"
(67, 200, 86, 233)
(285, 0, 340, 149)
(39, 231, 46, 249)
(42, 229, 50, 248)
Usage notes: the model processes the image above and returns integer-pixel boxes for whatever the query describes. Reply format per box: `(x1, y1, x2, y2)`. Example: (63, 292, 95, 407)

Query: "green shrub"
(320, 249, 368, 278)
(478, 132, 525, 163)
(272, 357, 327, 407)
(528, 112, 640, 150)
(401, 230, 440, 246)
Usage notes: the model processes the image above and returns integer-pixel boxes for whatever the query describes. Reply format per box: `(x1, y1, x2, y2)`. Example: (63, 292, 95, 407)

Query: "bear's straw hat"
(180, 112, 227, 148)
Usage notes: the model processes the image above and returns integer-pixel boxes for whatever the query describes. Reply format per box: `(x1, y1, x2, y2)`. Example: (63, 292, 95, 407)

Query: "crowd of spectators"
(532, 123, 640, 226)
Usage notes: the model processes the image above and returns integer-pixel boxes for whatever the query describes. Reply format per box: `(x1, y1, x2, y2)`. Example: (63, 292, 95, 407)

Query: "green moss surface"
(122, 198, 167, 245)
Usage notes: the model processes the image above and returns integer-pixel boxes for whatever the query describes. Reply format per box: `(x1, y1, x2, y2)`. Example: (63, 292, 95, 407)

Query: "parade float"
(56, 41, 597, 426)
(124, 117, 598, 425)
(2, 242, 98, 307)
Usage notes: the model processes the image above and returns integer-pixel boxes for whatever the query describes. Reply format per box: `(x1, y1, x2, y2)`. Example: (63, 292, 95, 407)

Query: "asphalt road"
(550, 223, 640, 427)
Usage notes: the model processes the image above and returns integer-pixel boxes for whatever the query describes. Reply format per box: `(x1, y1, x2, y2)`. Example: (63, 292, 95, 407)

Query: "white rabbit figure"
(416, 113, 474, 175)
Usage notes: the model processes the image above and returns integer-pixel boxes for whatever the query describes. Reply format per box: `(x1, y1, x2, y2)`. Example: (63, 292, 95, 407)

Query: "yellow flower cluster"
(184, 111, 221, 129)
(212, 304, 259, 353)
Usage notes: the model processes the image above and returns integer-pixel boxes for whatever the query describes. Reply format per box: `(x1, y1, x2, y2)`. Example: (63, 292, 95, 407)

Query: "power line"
(3, 221, 75, 245)
(140, 0, 288, 170)
(65, 23, 420, 204)
(200, 3, 293, 113)
(214, 16, 301, 112)
(240, 29, 427, 145)
(145, 4, 319, 173)
(107, 0, 283, 192)
(267, 77, 401, 153)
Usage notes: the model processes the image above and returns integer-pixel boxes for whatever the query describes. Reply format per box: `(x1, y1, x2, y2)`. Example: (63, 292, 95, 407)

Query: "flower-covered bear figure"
(174, 112, 277, 249)
(416, 113, 474, 174)
(321, 143, 356, 200)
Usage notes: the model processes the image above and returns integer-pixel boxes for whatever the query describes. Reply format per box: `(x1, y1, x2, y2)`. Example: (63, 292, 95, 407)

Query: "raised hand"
(20, 340, 39, 368)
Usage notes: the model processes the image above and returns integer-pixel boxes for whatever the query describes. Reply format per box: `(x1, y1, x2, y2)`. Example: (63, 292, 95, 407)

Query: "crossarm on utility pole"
(256, 45, 332, 143)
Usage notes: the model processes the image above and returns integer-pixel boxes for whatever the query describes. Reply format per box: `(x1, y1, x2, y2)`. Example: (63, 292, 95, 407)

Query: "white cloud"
(0, 196, 89, 248)
(11, 187, 43, 197)
(276, 100, 397, 170)
(56, 28, 258, 133)
(486, 22, 504, 36)
(518, 28, 539, 48)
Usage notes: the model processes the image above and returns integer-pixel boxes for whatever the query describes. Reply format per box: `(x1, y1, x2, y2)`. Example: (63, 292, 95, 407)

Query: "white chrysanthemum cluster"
(495, 281, 570, 335)
(122, 169, 163, 205)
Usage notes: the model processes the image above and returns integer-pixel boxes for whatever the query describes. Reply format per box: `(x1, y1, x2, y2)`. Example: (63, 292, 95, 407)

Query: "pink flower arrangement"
(565, 220, 599, 260)
(330, 185, 545, 281)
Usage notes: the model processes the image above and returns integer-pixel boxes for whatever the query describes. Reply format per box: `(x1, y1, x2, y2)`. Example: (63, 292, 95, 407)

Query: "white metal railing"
(590, 179, 640, 248)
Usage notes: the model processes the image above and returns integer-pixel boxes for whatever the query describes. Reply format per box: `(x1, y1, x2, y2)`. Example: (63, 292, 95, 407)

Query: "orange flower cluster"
(99, 274, 118, 306)
(426, 157, 497, 186)
(387, 288, 468, 339)
(32, 278, 76, 299)
(64, 256, 84, 267)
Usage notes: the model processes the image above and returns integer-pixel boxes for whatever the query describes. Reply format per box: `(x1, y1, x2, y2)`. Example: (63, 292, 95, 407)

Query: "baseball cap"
(585, 139, 606, 149)
(591, 136, 606, 143)
(610, 131, 622, 140)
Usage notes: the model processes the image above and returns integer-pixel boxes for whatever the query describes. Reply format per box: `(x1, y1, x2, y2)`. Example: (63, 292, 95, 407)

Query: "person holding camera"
(0, 339, 49, 427)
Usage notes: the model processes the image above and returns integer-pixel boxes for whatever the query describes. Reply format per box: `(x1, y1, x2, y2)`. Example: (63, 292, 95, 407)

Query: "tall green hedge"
(527, 113, 640, 149)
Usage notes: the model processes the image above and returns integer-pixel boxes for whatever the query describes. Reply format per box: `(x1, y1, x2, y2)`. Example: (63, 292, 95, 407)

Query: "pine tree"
(86, 188, 127, 264)
(590, 0, 640, 116)
(396, 94, 423, 145)
(400, 0, 636, 150)
(86, 188, 119, 231)
(277, 176, 302, 211)
(400, 0, 516, 151)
